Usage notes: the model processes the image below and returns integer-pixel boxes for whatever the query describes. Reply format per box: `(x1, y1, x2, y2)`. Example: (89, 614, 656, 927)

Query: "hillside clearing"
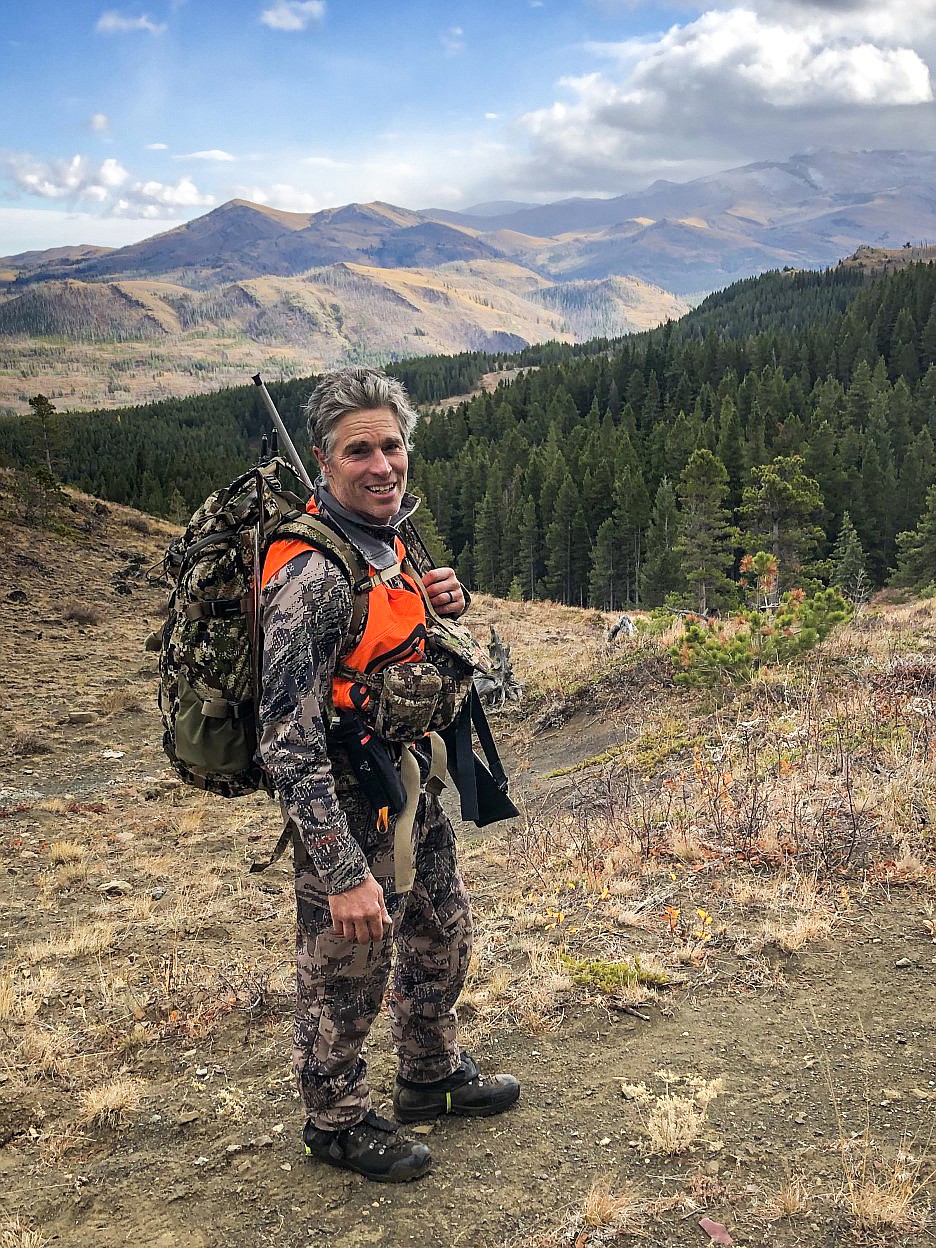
(0, 483, 933, 1248)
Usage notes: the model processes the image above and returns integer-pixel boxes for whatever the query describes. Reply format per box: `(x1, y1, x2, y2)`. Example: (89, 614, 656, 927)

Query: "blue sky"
(2, 0, 935, 254)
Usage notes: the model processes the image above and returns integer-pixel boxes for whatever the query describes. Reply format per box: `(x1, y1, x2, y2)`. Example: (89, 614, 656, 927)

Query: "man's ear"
(313, 445, 329, 477)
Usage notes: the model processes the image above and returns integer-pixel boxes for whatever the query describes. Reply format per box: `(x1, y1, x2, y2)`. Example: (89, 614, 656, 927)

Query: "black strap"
(248, 823, 293, 873)
(468, 686, 509, 793)
(442, 687, 517, 826)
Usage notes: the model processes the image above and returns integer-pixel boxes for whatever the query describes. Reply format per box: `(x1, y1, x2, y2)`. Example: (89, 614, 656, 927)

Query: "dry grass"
(762, 1172, 812, 1219)
(97, 689, 143, 715)
(0, 1218, 48, 1248)
(49, 861, 88, 890)
(22, 919, 116, 964)
(0, 972, 41, 1024)
(62, 603, 103, 626)
(581, 1179, 644, 1234)
(79, 1076, 145, 1128)
(48, 839, 84, 865)
(17, 1027, 75, 1079)
(36, 796, 69, 814)
(838, 1144, 933, 1234)
(5, 729, 52, 757)
(640, 1073, 724, 1156)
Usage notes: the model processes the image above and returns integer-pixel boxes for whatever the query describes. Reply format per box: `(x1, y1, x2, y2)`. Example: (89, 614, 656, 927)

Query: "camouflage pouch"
(424, 616, 490, 733)
(373, 661, 443, 743)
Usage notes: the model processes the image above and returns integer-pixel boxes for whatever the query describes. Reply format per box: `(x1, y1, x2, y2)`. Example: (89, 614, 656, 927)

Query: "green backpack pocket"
(173, 672, 255, 776)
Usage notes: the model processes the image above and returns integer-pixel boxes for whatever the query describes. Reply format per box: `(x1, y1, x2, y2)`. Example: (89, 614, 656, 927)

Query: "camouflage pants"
(293, 787, 473, 1130)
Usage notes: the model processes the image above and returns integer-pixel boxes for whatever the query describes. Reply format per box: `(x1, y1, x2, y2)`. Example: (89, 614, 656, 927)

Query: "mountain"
(3, 147, 934, 413)
(5, 200, 486, 286)
(0, 257, 686, 413)
(427, 149, 936, 292)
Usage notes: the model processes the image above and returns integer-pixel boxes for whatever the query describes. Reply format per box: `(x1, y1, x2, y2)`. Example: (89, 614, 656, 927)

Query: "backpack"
(156, 457, 368, 798)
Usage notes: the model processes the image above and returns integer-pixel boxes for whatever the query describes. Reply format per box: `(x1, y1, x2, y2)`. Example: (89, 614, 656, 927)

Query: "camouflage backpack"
(156, 459, 367, 797)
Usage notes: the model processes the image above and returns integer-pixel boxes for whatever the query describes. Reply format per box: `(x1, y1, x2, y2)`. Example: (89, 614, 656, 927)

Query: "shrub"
(670, 559, 851, 686)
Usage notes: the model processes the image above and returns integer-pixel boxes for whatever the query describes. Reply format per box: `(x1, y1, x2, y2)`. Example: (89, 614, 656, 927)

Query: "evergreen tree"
(544, 474, 581, 603)
(639, 477, 683, 606)
(27, 394, 58, 478)
(831, 512, 870, 606)
(741, 455, 824, 597)
(589, 516, 621, 610)
(676, 450, 739, 614)
(892, 484, 936, 592)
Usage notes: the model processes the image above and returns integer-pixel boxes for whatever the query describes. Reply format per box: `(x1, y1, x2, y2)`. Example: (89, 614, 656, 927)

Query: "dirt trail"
(1, 486, 934, 1248)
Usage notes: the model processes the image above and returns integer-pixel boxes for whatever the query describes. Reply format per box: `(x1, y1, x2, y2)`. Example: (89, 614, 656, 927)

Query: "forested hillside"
(5, 260, 936, 604)
(413, 261, 936, 604)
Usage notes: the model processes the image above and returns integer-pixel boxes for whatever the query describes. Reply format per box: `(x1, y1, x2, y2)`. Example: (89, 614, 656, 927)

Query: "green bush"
(669, 571, 850, 687)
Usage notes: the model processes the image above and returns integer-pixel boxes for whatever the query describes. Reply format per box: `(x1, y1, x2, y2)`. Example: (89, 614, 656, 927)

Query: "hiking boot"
(393, 1053, 520, 1122)
(302, 1109, 431, 1183)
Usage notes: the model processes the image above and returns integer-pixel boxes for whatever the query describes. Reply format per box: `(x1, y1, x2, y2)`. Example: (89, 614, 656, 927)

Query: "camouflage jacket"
(258, 548, 370, 895)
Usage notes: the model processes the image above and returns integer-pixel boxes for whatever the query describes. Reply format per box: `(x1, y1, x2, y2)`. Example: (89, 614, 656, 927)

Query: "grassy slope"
(0, 262, 687, 416)
(1, 480, 934, 1247)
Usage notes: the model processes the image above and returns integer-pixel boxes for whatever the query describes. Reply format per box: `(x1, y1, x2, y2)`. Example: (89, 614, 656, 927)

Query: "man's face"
(314, 406, 408, 524)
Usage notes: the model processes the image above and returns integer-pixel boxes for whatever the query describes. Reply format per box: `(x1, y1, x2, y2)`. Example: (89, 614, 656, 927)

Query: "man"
(258, 366, 519, 1183)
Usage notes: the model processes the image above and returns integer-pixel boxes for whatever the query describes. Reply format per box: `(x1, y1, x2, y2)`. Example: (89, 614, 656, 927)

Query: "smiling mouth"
(366, 483, 397, 495)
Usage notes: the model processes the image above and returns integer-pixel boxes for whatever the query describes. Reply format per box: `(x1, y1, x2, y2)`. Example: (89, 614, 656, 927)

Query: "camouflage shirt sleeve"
(257, 548, 369, 895)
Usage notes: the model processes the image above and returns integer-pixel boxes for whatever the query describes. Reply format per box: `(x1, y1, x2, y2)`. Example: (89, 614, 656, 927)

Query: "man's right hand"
(329, 874, 391, 944)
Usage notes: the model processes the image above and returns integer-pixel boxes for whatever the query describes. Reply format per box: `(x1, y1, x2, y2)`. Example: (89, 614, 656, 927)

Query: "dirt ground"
(0, 484, 934, 1248)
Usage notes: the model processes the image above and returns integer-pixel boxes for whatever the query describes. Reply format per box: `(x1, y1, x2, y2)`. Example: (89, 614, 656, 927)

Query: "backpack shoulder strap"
(267, 513, 372, 652)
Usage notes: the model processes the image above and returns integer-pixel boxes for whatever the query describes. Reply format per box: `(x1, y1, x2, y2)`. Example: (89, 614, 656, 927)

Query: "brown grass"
(48, 839, 84, 865)
(5, 729, 53, 757)
(838, 1143, 933, 1234)
(1, 1218, 48, 1248)
(17, 1027, 75, 1079)
(97, 690, 144, 715)
(79, 1076, 145, 1128)
(62, 603, 103, 626)
(22, 919, 116, 964)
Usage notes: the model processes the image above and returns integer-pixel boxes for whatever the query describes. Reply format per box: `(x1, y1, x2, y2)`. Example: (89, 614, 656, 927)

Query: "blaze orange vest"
(261, 498, 428, 716)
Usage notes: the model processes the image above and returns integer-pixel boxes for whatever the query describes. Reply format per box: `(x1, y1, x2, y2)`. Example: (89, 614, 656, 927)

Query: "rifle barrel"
(252, 374, 314, 490)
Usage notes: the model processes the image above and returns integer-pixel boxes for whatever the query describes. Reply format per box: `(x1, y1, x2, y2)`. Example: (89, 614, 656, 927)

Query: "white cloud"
(8, 153, 130, 201)
(485, 112, 499, 120)
(442, 25, 465, 56)
(5, 151, 214, 220)
(145, 142, 169, 150)
(96, 10, 167, 35)
(259, 1, 325, 32)
(89, 113, 110, 133)
(301, 155, 348, 168)
(132, 177, 215, 208)
(235, 183, 321, 211)
(515, 4, 936, 194)
(175, 149, 236, 161)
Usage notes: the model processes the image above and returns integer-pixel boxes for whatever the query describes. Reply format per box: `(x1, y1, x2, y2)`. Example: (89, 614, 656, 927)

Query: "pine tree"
(544, 473, 579, 603)
(676, 450, 738, 614)
(27, 394, 58, 477)
(831, 512, 870, 606)
(741, 455, 824, 597)
(589, 516, 621, 609)
(892, 484, 936, 592)
(639, 477, 683, 606)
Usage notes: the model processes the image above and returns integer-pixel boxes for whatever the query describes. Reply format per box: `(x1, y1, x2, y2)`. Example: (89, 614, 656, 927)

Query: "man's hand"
(422, 567, 465, 617)
(329, 874, 391, 944)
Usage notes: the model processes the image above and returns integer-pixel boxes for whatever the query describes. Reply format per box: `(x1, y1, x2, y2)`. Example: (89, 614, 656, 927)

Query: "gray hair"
(303, 366, 419, 458)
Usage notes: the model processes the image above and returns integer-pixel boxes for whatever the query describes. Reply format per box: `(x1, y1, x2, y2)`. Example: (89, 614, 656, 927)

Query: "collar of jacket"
(314, 480, 421, 572)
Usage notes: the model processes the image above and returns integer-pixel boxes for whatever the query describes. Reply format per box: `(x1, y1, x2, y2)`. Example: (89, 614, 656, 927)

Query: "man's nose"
(371, 449, 393, 475)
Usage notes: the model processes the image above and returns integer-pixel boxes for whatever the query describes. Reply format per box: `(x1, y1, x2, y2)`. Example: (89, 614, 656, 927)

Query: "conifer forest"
(4, 261, 936, 607)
